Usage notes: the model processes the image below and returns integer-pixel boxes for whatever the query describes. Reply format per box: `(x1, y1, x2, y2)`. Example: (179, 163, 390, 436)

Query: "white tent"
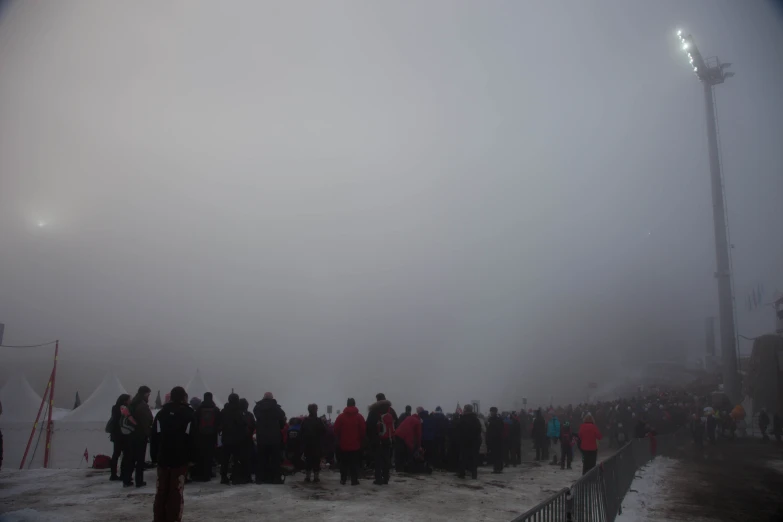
(45, 374, 129, 468)
(60, 373, 127, 423)
(0, 375, 50, 469)
(186, 369, 223, 406)
(0, 374, 44, 422)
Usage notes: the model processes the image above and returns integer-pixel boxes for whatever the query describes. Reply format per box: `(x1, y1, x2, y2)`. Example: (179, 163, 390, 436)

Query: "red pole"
(43, 340, 59, 468)
(19, 368, 54, 469)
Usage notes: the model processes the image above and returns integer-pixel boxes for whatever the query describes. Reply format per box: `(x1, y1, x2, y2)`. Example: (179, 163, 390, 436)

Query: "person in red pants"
(150, 386, 195, 522)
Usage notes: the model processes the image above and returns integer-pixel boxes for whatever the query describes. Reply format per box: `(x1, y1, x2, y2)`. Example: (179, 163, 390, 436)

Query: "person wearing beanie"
(128, 385, 153, 488)
(334, 398, 366, 486)
(253, 392, 286, 484)
(151, 386, 194, 522)
(301, 404, 326, 483)
(219, 393, 248, 485)
(193, 392, 221, 482)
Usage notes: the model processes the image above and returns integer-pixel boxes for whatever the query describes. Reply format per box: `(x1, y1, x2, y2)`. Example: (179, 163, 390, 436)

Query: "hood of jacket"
(255, 397, 279, 411)
(368, 399, 391, 413)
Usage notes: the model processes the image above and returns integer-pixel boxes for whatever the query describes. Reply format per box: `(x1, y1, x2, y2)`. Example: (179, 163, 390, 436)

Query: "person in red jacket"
(394, 408, 423, 474)
(333, 398, 367, 486)
(577, 414, 602, 475)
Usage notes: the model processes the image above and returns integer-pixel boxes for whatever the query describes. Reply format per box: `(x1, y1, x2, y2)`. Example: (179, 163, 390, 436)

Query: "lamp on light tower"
(676, 30, 738, 400)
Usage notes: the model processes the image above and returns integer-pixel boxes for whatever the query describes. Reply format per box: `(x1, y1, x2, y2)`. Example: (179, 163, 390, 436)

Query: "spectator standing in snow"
(367, 394, 397, 485)
(219, 393, 247, 485)
(547, 414, 561, 463)
(486, 407, 504, 474)
(456, 404, 481, 480)
(151, 386, 194, 522)
(431, 406, 449, 469)
(253, 392, 286, 484)
(301, 404, 326, 483)
(130, 385, 153, 488)
(193, 393, 221, 482)
(577, 414, 602, 475)
(238, 398, 256, 483)
(509, 413, 522, 466)
(108, 393, 132, 481)
(394, 407, 423, 477)
(333, 398, 366, 485)
(559, 421, 573, 470)
(531, 409, 547, 461)
(419, 409, 435, 467)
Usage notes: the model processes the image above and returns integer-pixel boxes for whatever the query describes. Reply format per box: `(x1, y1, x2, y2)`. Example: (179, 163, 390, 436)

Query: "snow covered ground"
(0, 461, 580, 522)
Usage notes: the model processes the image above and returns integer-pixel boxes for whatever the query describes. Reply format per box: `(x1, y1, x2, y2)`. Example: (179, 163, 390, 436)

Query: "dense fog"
(1, 0, 782, 414)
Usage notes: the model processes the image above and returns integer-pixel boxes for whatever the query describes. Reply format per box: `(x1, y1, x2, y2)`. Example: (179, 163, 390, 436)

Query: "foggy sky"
(1, 1, 782, 413)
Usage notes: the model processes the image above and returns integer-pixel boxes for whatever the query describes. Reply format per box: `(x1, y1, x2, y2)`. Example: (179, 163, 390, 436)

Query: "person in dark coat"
(431, 406, 449, 469)
(419, 409, 435, 467)
(219, 393, 247, 484)
(193, 393, 221, 482)
(253, 392, 286, 484)
(559, 421, 574, 469)
(397, 405, 412, 428)
(366, 394, 396, 485)
(486, 407, 504, 473)
(239, 398, 256, 483)
(447, 412, 461, 472)
(300, 404, 327, 483)
(509, 413, 522, 466)
(109, 393, 131, 481)
(129, 385, 153, 488)
(457, 404, 482, 479)
(634, 418, 648, 439)
(334, 398, 366, 485)
(531, 409, 547, 461)
(150, 386, 194, 522)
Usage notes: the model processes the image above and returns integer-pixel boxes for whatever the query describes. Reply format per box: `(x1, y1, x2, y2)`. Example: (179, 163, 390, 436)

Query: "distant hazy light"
(677, 30, 682, 36)
(37, 220, 47, 228)
(682, 43, 689, 50)
(693, 67, 698, 72)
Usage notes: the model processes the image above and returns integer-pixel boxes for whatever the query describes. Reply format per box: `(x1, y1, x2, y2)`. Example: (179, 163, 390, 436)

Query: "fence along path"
(511, 432, 683, 522)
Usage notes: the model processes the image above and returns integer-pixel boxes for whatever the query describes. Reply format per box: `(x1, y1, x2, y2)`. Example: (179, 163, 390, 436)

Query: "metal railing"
(511, 432, 683, 522)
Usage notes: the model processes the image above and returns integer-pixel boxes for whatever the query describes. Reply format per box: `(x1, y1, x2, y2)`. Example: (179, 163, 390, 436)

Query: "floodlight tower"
(677, 30, 738, 400)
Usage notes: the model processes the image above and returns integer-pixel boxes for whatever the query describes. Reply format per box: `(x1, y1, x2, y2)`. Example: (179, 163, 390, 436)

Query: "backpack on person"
(199, 407, 217, 435)
(120, 414, 136, 436)
(377, 410, 395, 441)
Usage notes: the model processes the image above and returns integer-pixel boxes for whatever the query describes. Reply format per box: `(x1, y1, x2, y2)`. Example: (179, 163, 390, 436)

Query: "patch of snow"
(616, 457, 679, 521)
(0, 508, 61, 522)
(0, 460, 582, 521)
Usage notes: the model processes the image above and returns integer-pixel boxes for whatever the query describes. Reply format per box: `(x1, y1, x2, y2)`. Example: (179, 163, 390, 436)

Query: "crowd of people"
(101, 384, 782, 522)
